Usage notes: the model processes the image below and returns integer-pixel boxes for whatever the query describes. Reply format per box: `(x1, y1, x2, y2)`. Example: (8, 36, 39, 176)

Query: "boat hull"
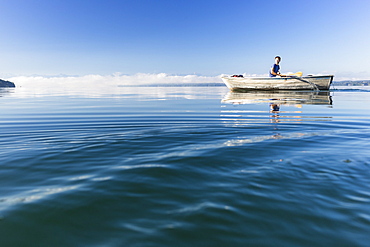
(221, 75, 334, 91)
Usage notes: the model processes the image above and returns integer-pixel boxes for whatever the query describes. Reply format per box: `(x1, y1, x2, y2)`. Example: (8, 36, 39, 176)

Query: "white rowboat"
(221, 75, 334, 91)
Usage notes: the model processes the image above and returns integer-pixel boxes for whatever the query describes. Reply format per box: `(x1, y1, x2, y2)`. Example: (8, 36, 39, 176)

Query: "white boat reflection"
(222, 90, 332, 106)
(220, 91, 333, 126)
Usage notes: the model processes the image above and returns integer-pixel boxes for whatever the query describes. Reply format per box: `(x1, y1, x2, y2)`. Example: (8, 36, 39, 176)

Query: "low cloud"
(9, 73, 222, 88)
(7, 73, 224, 98)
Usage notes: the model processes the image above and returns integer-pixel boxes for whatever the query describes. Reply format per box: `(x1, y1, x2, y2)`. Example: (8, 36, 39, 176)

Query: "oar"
(285, 71, 303, 77)
(293, 77, 319, 91)
(283, 72, 318, 90)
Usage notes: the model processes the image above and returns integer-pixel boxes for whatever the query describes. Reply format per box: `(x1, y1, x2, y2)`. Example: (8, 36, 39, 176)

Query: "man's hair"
(275, 56, 281, 59)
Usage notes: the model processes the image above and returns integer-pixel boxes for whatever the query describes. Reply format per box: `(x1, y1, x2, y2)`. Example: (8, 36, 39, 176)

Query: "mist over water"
(8, 73, 222, 96)
(1, 79, 370, 246)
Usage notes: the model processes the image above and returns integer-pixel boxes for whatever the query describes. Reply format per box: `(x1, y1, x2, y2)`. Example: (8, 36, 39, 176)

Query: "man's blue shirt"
(269, 64, 280, 77)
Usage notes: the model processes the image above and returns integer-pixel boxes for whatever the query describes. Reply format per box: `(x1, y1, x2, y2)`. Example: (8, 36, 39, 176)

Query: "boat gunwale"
(221, 75, 334, 91)
(221, 75, 334, 80)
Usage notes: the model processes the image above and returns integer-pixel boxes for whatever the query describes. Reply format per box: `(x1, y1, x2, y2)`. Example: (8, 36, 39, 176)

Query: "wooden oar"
(282, 72, 318, 90)
(283, 71, 303, 77)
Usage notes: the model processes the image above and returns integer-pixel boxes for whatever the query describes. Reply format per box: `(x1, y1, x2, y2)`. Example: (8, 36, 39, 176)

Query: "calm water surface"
(0, 85, 370, 246)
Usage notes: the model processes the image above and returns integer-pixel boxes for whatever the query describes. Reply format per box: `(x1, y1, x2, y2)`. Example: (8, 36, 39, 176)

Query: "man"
(269, 56, 281, 77)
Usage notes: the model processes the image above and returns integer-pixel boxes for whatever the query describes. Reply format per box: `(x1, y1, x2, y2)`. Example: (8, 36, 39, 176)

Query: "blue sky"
(1, 0, 370, 79)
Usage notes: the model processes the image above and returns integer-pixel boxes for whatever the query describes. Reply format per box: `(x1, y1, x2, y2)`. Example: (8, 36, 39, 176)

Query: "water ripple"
(1, 87, 370, 246)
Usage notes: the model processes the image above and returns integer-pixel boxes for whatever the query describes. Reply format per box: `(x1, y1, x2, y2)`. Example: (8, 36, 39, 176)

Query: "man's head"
(275, 56, 281, 64)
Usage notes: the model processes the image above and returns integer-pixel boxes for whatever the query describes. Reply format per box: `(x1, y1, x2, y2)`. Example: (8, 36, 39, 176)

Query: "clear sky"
(1, 0, 370, 79)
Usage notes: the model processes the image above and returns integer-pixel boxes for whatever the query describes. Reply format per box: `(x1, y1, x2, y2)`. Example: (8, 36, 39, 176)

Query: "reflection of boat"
(221, 91, 332, 105)
(221, 75, 333, 91)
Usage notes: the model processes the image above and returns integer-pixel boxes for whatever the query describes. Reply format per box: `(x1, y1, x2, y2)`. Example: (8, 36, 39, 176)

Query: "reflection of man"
(270, 103, 280, 124)
(270, 103, 280, 112)
(269, 56, 281, 77)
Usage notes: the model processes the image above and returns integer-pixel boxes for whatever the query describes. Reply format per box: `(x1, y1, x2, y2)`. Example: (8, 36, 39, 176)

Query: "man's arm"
(270, 67, 280, 76)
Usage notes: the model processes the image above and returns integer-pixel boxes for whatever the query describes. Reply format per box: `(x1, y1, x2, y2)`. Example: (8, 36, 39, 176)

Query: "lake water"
(1, 85, 370, 246)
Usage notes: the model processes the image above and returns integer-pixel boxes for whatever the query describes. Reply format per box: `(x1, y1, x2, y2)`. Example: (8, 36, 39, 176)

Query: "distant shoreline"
(332, 80, 370, 86)
(0, 79, 15, 87)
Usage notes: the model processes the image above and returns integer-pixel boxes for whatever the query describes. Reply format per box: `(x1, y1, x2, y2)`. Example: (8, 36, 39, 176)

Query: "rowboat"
(221, 75, 334, 91)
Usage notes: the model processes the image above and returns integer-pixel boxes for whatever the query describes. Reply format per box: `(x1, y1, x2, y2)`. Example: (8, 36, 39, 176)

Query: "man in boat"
(269, 56, 281, 77)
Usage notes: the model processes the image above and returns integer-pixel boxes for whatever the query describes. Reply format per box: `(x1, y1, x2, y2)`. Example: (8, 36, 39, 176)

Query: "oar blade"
(294, 71, 303, 77)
